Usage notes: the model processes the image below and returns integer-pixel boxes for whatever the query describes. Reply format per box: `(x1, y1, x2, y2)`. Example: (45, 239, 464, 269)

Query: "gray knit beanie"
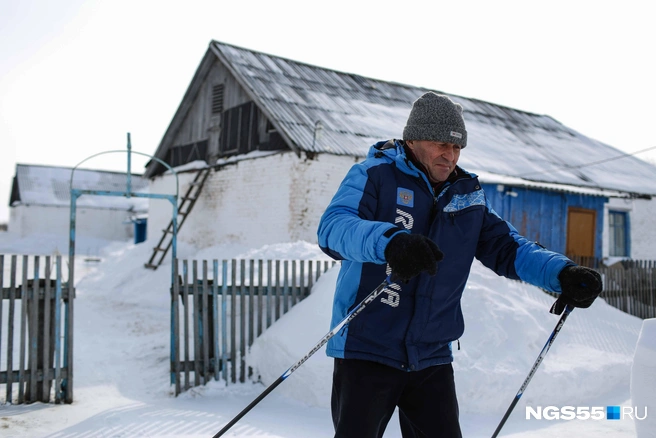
(402, 92, 467, 148)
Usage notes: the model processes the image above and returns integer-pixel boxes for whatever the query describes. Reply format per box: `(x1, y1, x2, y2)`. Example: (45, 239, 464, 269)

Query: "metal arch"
(67, 133, 181, 401)
(70, 150, 180, 199)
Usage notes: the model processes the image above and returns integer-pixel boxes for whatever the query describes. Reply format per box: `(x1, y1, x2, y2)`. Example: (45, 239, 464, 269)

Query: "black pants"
(331, 359, 462, 438)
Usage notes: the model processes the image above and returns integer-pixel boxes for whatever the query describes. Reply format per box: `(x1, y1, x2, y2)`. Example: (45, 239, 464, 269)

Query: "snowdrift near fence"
(249, 260, 642, 416)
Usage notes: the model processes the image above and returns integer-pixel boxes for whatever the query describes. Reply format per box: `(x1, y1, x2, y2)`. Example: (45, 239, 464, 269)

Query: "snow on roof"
(11, 163, 149, 211)
(474, 170, 630, 198)
(209, 40, 656, 196)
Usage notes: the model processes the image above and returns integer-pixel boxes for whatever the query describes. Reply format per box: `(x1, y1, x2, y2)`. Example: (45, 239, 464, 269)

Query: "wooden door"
(566, 208, 596, 257)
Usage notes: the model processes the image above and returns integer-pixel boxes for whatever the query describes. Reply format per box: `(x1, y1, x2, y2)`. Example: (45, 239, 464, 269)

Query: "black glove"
(384, 233, 444, 283)
(550, 265, 603, 315)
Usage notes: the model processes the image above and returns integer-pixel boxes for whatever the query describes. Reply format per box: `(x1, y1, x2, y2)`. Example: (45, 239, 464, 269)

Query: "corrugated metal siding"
(481, 183, 607, 258)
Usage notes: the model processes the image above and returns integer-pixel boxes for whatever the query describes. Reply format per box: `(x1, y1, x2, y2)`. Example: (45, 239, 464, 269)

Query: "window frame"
(608, 210, 630, 257)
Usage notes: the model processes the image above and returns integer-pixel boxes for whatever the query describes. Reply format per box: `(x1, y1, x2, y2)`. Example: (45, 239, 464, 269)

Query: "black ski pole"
(491, 306, 573, 438)
(212, 275, 393, 438)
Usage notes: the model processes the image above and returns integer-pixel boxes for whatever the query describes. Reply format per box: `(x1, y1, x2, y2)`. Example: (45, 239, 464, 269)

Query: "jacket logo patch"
(394, 209, 414, 230)
(397, 188, 414, 207)
(381, 283, 401, 307)
(443, 190, 486, 212)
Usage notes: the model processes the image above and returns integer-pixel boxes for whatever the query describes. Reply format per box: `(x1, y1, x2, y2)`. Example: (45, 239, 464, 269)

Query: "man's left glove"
(550, 265, 603, 315)
(384, 233, 443, 283)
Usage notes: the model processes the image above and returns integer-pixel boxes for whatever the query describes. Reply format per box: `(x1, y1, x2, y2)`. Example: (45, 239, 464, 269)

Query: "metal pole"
(212, 275, 392, 438)
(491, 307, 573, 437)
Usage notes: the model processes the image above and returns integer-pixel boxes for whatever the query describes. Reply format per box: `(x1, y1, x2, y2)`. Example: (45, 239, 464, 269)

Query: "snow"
(0, 231, 652, 437)
(473, 170, 628, 198)
(631, 320, 656, 438)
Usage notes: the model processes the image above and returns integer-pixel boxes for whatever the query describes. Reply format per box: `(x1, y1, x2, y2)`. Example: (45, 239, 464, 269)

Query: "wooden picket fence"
(170, 256, 654, 395)
(600, 259, 656, 319)
(1, 254, 74, 404)
(170, 258, 336, 395)
(549, 257, 656, 319)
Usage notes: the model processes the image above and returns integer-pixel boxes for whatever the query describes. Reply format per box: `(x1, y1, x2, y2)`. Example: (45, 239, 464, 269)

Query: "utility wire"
(518, 144, 656, 178)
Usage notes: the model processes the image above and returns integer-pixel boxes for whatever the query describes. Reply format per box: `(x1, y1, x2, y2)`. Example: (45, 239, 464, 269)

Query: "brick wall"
(147, 153, 358, 250)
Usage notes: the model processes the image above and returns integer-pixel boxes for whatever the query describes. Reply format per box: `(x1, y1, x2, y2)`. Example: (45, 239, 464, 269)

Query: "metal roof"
(166, 40, 656, 197)
(209, 41, 656, 196)
(11, 164, 149, 211)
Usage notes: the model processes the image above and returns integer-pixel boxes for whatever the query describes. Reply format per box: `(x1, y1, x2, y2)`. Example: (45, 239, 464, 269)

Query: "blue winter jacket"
(317, 139, 572, 371)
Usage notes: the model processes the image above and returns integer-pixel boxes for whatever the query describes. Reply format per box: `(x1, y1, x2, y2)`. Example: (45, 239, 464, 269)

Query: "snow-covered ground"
(0, 232, 653, 437)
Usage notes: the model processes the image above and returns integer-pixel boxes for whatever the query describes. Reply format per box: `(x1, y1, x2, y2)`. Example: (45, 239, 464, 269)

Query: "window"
(608, 211, 629, 257)
(219, 101, 258, 154)
(167, 140, 208, 168)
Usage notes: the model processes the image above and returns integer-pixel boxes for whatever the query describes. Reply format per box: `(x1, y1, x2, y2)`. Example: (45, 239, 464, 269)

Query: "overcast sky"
(1, 0, 655, 223)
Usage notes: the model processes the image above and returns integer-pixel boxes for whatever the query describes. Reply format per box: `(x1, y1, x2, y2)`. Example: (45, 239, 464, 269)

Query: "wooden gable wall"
(153, 59, 289, 176)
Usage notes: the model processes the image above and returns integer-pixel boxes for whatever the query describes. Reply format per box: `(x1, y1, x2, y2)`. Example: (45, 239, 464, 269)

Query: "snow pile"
(0, 231, 115, 257)
(249, 260, 642, 417)
(249, 267, 339, 407)
(0, 235, 646, 437)
(631, 319, 656, 437)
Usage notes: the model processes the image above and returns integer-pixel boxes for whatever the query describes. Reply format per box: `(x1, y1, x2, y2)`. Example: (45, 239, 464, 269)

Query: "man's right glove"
(384, 233, 444, 283)
(550, 265, 603, 314)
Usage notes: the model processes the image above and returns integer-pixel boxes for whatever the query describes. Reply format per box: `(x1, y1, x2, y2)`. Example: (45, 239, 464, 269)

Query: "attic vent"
(212, 84, 224, 114)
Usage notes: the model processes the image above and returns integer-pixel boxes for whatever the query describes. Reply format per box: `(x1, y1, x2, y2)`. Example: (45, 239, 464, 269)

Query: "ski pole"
(491, 306, 573, 438)
(212, 275, 393, 438)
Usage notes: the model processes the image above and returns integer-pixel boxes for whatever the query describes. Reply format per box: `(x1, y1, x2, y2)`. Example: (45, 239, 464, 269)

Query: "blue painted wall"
(480, 183, 607, 258)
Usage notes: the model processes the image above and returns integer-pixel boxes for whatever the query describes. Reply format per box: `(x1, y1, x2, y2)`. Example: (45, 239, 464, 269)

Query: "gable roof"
(154, 40, 656, 197)
(10, 164, 149, 211)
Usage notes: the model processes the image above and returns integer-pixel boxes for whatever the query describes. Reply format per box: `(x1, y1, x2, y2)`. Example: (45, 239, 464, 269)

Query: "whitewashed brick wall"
(626, 198, 656, 260)
(604, 197, 656, 260)
(146, 152, 358, 250)
(147, 153, 656, 261)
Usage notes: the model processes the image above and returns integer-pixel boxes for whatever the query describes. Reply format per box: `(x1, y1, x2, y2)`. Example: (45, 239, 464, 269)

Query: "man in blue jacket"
(317, 92, 602, 438)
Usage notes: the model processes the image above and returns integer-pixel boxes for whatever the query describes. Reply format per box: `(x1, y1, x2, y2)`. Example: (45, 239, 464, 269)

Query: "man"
(317, 92, 602, 438)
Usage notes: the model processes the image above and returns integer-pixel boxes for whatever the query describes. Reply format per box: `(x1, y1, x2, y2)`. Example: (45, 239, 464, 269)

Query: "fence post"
(266, 260, 273, 329)
(182, 260, 190, 391)
(239, 259, 246, 383)
(257, 260, 264, 338)
(221, 259, 228, 384)
(5, 256, 17, 402)
(18, 256, 28, 403)
(212, 259, 220, 382)
(53, 256, 63, 403)
(248, 259, 255, 351)
(42, 257, 52, 402)
(201, 260, 210, 384)
(649, 260, 656, 318)
(172, 259, 181, 395)
(275, 260, 281, 322)
(283, 260, 289, 314)
(230, 259, 237, 384)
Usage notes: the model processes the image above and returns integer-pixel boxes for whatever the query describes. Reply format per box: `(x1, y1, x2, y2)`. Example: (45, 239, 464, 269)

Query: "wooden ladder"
(145, 167, 212, 270)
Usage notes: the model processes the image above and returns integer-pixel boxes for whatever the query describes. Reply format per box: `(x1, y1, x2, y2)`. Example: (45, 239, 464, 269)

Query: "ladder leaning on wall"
(145, 167, 212, 270)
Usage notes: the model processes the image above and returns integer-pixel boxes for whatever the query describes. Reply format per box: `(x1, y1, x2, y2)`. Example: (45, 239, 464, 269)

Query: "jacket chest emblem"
(397, 188, 414, 207)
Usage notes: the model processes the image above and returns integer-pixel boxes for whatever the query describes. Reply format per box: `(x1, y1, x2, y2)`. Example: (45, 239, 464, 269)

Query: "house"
(144, 40, 656, 263)
(9, 163, 149, 243)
